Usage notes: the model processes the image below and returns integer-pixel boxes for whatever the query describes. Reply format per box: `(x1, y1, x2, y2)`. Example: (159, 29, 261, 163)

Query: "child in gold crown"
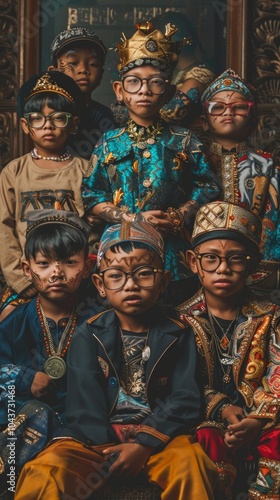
(82, 22, 220, 305)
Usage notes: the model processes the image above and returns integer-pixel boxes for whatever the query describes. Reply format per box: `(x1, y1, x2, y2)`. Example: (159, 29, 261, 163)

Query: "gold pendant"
(220, 334, 230, 350)
(222, 373, 231, 383)
(44, 356, 66, 379)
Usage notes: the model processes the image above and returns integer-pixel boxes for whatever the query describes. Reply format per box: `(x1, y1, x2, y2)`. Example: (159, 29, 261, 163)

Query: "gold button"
(143, 179, 152, 187)
(143, 150, 151, 158)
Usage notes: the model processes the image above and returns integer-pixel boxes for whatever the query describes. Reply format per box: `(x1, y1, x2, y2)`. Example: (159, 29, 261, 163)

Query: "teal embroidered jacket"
(82, 122, 220, 281)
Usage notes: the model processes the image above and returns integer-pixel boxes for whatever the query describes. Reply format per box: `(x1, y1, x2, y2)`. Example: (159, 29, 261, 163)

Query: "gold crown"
(115, 22, 190, 74)
(192, 201, 262, 249)
(26, 73, 75, 103)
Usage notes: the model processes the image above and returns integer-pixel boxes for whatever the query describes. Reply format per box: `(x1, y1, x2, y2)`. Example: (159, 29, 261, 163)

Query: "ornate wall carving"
(250, 0, 280, 154)
(0, 0, 19, 169)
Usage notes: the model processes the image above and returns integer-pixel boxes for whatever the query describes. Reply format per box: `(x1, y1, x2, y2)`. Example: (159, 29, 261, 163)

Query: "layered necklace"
(36, 297, 77, 379)
(31, 148, 72, 162)
(126, 119, 164, 150)
(208, 309, 239, 384)
(119, 327, 151, 396)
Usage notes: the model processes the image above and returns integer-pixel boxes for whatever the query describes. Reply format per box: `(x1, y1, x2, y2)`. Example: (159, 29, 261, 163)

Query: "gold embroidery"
(113, 188, 124, 205)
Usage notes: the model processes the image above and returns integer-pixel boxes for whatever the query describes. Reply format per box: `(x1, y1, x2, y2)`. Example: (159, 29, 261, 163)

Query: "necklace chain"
(208, 310, 238, 384)
(36, 297, 77, 358)
(119, 327, 150, 365)
(209, 311, 237, 352)
(31, 148, 72, 162)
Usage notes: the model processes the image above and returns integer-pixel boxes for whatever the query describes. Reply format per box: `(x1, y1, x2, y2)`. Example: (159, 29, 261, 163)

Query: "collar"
(210, 141, 249, 156)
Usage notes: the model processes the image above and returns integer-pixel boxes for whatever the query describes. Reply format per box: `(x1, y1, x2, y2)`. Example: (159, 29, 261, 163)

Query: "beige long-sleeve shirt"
(0, 153, 89, 294)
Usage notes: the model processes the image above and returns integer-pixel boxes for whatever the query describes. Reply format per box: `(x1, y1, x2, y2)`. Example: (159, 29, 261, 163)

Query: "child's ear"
(22, 260, 32, 281)
(113, 81, 123, 101)
(186, 250, 198, 274)
(69, 116, 79, 135)
(47, 65, 57, 71)
(200, 114, 210, 131)
(20, 118, 30, 135)
(160, 270, 171, 294)
(92, 273, 106, 298)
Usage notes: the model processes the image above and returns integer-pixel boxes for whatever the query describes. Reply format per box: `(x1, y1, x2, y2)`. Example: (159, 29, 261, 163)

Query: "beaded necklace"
(31, 148, 72, 162)
(36, 297, 77, 379)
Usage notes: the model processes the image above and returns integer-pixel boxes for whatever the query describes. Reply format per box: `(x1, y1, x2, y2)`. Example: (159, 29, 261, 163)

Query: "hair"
(25, 224, 89, 261)
(103, 241, 163, 264)
(23, 93, 77, 115)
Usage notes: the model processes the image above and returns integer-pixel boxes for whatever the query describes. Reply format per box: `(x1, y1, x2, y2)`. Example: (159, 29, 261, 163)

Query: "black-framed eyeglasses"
(195, 253, 251, 272)
(121, 76, 170, 94)
(99, 265, 163, 290)
(23, 112, 73, 129)
(203, 101, 254, 116)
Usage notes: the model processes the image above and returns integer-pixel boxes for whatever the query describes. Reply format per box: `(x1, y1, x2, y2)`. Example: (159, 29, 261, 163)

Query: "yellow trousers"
(15, 435, 218, 500)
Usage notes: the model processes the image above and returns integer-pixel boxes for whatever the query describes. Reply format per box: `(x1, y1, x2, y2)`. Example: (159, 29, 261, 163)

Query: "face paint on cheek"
(124, 97, 131, 106)
(59, 60, 73, 74)
(30, 268, 47, 290)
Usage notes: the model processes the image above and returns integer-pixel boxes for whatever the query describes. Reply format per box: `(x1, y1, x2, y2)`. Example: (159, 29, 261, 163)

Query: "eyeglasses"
(195, 253, 251, 272)
(121, 76, 169, 94)
(24, 112, 73, 129)
(203, 101, 254, 116)
(99, 265, 163, 290)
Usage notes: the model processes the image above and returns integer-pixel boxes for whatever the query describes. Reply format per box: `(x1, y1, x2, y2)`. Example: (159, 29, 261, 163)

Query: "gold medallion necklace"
(37, 298, 77, 379)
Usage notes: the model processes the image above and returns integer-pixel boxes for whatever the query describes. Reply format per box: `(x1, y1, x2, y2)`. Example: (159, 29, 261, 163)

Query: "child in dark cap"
(0, 71, 101, 319)
(49, 26, 115, 159)
(0, 210, 94, 494)
(15, 220, 218, 500)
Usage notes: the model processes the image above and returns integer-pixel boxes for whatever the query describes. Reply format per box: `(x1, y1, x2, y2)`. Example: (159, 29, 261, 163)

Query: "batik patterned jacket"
(207, 142, 280, 291)
(177, 289, 280, 429)
(82, 122, 220, 281)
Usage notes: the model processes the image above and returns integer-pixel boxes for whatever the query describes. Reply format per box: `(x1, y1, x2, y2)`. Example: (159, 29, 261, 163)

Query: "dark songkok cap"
(26, 209, 91, 238)
(51, 27, 107, 64)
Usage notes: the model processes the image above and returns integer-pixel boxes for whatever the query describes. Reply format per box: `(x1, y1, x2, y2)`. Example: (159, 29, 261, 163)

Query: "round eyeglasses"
(99, 265, 163, 290)
(196, 253, 251, 273)
(24, 112, 73, 129)
(203, 101, 254, 116)
(121, 76, 169, 95)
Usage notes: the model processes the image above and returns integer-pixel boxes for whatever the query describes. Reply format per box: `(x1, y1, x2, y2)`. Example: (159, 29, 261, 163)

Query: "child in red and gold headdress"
(200, 69, 280, 297)
(82, 22, 220, 306)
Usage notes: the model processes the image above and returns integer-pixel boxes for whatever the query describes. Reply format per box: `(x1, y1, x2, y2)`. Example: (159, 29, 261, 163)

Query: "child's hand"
(31, 371, 55, 400)
(103, 443, 153, 478)
(142, 210, 173, 235)
(224, 417, 264, 450)
(222, 404, 245, 425)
